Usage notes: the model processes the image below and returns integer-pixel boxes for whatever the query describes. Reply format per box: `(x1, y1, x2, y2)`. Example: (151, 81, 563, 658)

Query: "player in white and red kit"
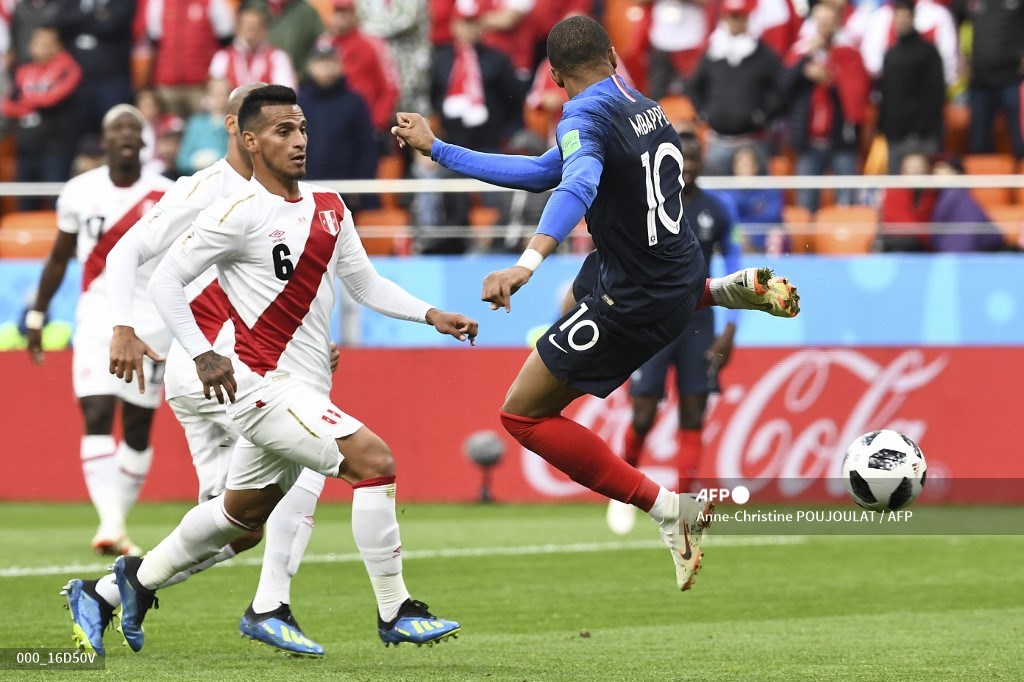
(70, 85, 476, 654)
(59, 84, 330, 657)
(26, 105, 173, 556)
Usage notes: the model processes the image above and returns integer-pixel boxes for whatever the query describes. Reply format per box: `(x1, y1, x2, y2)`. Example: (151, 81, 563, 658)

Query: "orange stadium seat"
(782, 204, 814, 254)
(962, 154, 1015, 208)
(1017, 159, 1024, 205)
(354, 208, 409, 256)
(944, 103, 970, 155)
(311, 0, 333, 24)
(0, 211, 58, 258)
(813, 206, 876, 254)
(658, 95, 696, 126)
(985, 205, 1024, 246)
(376, 155, 405, 209)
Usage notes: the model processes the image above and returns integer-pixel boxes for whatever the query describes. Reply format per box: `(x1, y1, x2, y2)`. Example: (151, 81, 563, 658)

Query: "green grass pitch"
(2, 502, 1022, 681)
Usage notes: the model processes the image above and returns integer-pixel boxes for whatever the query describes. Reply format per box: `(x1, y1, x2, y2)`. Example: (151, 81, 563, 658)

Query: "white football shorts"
(167, 393, 239, 502)
(72, 293, 170, 409)
(224, 376, 361, 492)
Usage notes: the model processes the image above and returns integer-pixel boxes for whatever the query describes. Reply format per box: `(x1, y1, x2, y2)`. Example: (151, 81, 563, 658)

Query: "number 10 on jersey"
(641, 142, 685, 246)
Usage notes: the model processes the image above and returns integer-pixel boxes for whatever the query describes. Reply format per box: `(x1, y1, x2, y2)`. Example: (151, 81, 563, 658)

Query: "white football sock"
(80, 435, 123, 538)
(115, 442, 153, 520)
(95, 573, 121, 607)
(352, 479, 410, 623)
(160, 545, 237, 588)
(136, 497, 251, 590)
(647, 487, 675, 525)
(250, 476, 322, 613)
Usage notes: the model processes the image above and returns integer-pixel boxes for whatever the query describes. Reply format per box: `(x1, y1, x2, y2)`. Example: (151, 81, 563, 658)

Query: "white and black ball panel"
(842, 430, 927, 512)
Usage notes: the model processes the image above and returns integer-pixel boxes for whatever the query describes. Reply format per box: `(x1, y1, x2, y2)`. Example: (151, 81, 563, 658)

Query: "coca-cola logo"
(520, 349, 948, 500)
(713, 349, 947, 497)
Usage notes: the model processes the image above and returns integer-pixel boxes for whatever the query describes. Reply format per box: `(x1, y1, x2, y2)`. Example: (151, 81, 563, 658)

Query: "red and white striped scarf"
(443, 43, 488, 127)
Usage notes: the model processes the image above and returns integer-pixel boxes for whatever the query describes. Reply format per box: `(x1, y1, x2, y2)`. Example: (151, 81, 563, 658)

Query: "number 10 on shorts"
(557, 302, 600, 352)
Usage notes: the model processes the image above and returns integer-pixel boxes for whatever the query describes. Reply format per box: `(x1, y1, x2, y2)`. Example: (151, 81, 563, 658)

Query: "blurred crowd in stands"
(0, 0, 1022, 257)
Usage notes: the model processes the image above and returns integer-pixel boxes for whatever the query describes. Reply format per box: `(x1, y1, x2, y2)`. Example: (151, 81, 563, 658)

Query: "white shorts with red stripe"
(167, 393, 239, 502)
(224, 376, 361, 492)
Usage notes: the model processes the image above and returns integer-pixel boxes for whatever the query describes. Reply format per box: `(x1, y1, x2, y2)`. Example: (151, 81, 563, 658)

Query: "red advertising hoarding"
(2, 348, 1021, 503)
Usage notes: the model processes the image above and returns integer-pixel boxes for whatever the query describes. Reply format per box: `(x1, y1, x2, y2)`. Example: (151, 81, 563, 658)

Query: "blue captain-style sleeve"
(535, 105, 608, 243)
(430, 140, 562, 192)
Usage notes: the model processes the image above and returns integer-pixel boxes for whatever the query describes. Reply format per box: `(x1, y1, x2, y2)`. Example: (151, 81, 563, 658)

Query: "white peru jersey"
(124, 158, 250, 400)
(57, 166, 173, 345)
(167, 179, 380, 397)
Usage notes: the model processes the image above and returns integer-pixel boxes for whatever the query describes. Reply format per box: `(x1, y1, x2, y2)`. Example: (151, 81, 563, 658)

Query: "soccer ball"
(842, 430, 927, 511)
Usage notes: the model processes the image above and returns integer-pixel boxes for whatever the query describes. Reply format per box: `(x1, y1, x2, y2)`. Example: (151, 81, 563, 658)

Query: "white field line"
(0, 535, 806, 579)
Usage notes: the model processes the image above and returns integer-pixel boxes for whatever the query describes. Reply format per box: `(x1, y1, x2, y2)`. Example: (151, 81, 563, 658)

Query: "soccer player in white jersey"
(26, 105, 174, 557)
(60, 83, 330, 657)
(68, 85, 477, 654)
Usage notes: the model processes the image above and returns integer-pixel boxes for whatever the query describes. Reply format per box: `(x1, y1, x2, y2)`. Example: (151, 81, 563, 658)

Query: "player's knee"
(80, 400, 115, 434)
(678, 396, 707, 431)
(630, 398, 658, 435)
(120, 407, 154, 450)
(121, 423, 152, 451)
(632, 410, 656, 435)
(342, 439, 395, 481)
(499, 409, 541, 443)
(223, 495, 275, 530)
(229, 528, 264, 554)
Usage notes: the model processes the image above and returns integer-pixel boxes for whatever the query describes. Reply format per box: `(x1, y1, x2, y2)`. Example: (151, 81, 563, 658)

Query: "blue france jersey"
(556, 75, 705, 323)
(686, 188, 735, 269)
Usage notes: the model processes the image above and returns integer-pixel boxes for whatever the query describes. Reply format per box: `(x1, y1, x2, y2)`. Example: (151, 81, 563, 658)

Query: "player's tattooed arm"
(194, 350, 237, 404)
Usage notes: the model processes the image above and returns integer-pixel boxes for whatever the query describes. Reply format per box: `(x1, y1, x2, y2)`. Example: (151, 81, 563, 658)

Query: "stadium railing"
(1, 175, 1023, 256)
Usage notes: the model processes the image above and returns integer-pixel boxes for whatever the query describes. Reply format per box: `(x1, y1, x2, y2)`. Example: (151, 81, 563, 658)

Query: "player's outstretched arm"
(338, 210, 478, 345)
(25, 230, 77, 364)
(482, 152, 602, 313)
(426, 308, 479, 345)
(392, 112, 562, 192)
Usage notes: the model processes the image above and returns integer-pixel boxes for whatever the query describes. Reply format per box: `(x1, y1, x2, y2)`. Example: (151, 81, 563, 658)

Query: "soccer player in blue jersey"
(605, 130, 747, 534)
(394, 16, 798, 591)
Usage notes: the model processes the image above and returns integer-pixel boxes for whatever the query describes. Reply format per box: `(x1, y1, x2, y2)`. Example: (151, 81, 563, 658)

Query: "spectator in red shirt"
(209, 7, 296, 90)
(877, 151, 936, 252)
(431, 0, 456, 46)
(459, 0, 537, 90)
(324, 0, 399, 135)
(146, 0, 236, 116)
(781, 2, 870, 212)
(3, 25, 82, 209)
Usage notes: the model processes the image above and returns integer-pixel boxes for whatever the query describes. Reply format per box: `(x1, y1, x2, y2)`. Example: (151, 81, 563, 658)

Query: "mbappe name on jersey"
(628, 106, 670, 138)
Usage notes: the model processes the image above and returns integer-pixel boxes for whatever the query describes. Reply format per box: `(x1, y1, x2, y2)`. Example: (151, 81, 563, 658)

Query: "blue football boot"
(112, 556, 158, 652)
(378, 599, 460, 647)
(239, 603, 325, 657)
(61, 579, 115, 656)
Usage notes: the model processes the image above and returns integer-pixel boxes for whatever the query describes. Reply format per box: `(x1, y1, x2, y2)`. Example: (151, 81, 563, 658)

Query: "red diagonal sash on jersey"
(190, 279, 232, 344)
(231, 192, 346, 376)
(81, 190, 165, 292)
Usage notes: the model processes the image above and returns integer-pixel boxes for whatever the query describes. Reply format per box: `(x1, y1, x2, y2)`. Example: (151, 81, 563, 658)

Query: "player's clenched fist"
(426, 308, 478, 345)
(482, 266, 533, 313)
(194, 350, 237, 404)
(391, 112, 436, 156)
